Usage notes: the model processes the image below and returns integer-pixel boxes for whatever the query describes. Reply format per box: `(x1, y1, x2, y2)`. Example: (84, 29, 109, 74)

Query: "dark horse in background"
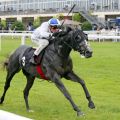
(0, 27, 95, 116)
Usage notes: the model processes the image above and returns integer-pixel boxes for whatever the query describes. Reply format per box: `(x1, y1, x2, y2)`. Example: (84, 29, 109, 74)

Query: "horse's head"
(53, 27, 92, 58)
(68, 28, 93, 58)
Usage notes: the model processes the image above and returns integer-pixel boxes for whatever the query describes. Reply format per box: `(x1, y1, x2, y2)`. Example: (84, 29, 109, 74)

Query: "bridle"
(53, 29, 88, 56)
(61, 29, 85, 51)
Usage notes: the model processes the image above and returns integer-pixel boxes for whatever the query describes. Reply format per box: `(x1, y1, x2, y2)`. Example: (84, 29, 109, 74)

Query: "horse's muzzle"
(85, 50, 93, 58)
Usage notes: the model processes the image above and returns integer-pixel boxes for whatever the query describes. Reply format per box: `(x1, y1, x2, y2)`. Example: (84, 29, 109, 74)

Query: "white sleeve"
(40, 22, 52, 38)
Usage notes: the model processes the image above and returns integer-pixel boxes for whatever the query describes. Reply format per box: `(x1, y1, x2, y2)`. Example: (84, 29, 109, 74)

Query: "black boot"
(29, 54, 37, 65)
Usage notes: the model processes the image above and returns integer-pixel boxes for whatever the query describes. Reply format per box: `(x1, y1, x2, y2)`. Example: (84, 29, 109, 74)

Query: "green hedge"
(81, 21, 92, 30)
(11, 21, 25, 31)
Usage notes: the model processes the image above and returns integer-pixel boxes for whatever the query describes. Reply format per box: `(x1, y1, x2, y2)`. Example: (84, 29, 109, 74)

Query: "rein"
(53, 29, 84, 57)
(62, 41, 73, 49)
(61, 30, 79, 50)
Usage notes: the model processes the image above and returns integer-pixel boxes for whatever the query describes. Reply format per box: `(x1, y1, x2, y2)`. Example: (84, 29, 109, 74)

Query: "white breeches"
(32, 38, 49, 56)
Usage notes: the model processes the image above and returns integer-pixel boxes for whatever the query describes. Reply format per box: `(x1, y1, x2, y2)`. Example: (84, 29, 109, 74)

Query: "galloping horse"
(0, 27, 95, 116)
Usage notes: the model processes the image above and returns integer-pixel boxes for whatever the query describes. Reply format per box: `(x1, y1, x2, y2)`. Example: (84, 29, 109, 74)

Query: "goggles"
(50, 25, 58, 29)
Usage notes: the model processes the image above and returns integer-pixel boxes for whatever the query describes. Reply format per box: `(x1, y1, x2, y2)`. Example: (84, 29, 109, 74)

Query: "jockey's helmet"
(48, 18, 61, 27)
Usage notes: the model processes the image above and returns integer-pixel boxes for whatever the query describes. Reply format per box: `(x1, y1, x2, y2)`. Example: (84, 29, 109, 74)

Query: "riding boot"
(30, 40, 49, 65)
(29, 46, 43, 65)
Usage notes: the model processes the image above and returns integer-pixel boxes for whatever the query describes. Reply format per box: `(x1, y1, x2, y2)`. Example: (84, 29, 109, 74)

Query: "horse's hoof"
(27, 110, 34, 112)
(0, 98, 3, 104)
(0, 98, 1, 104)
(77, 111, 85, 116)
(88, 101, 95, 109)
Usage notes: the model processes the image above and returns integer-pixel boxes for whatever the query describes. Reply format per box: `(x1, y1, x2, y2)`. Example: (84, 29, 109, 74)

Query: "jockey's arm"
(40, 31, 52, 39)
(39, 22, 52, 39)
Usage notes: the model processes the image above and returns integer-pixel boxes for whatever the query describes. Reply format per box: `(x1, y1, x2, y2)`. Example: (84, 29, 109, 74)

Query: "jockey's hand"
(58, 31, 67, 37)
(48, 34, 55, 41)
(52, 32, 59, 37)
(52, 31, 67, 37)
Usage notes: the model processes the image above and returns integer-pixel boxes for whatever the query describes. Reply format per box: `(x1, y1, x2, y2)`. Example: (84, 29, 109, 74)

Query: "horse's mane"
(50, 26, 73, 42)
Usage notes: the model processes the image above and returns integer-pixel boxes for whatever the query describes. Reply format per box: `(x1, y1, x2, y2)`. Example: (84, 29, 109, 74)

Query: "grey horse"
(0, 27, 95, 116)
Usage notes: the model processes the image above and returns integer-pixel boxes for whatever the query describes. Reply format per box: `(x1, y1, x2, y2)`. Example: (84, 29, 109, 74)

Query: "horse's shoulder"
(45, 42, 55, 52)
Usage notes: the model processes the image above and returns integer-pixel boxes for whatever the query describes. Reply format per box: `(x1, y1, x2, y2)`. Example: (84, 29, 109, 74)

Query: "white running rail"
(0, 30, 120, 51)
(0, 110, 32, 120)
(0, 33, 32, 51)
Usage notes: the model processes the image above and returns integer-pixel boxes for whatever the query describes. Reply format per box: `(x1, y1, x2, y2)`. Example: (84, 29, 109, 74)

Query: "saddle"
(22, 47, 45, 66)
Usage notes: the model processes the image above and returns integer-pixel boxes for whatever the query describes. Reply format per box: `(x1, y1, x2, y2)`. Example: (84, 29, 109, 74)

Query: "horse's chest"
(53, 60, 71, 74)
(45, 50, 72, 74)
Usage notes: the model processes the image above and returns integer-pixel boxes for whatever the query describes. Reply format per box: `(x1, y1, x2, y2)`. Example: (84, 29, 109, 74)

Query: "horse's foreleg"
(53, 73, 84, 116)
(65, 71, 95, 109)
(23, 71, 35, 112)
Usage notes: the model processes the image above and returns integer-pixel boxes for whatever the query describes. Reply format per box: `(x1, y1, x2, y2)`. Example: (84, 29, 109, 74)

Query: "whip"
(61, 4, 76, 27)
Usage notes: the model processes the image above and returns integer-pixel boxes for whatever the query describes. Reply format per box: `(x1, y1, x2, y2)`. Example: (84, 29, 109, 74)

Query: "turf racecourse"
(0, 37, 120, 120)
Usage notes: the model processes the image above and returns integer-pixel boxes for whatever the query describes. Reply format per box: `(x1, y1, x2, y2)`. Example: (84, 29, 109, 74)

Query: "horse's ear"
(85, 33, 88, 41)
(67, 26, 73, 33)
(85, 33, 88, 37)
(65, 26, 73, 33)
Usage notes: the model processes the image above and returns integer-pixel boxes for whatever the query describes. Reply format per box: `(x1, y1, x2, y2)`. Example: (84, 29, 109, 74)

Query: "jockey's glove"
(48, 34, 55, 41)
(52, 31, 67, 37)
(52, 32, 59, 37)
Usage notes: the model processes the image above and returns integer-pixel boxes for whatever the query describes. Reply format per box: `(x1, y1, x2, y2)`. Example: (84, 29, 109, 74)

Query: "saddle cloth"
(21, 47, 48, 80)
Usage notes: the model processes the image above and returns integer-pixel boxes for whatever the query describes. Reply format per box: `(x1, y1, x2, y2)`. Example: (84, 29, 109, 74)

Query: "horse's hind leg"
(22, 69, 35, 112)
(0, 68, 19, 104)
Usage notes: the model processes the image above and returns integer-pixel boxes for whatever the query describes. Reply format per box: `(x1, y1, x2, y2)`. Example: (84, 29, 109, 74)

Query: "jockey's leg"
(34, 39, 49, 56)
(30, 39, 49, 64)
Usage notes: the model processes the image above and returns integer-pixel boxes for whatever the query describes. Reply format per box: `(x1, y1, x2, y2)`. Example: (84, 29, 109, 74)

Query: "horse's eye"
(78, 35, 81, 39)
(75, 35, 81, 41)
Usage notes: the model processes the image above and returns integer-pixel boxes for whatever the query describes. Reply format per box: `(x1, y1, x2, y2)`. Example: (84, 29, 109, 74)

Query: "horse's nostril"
(86, 50, 93, 54)
(86, 51, 91, 54)
(85, 50, 93, 58)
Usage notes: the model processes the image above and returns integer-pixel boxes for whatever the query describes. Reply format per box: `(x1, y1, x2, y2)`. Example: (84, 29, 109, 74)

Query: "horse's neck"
(55, 42, 72, 58)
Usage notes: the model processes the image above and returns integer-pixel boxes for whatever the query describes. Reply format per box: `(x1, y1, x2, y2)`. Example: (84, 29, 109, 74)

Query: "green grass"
(0, 38, 120, 120)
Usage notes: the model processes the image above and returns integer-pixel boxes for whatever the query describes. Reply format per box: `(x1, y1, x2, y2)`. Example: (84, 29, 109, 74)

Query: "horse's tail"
(3, 59, 9, 70)
(3, 45, 29, 72)
(3, 52, 13, 70)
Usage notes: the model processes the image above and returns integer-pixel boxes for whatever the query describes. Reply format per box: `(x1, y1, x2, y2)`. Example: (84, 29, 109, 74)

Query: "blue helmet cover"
(48, 18, 61, 26)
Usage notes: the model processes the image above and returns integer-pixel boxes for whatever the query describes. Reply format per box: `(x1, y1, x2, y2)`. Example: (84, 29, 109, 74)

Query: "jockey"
(30, 18, 61, 64)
